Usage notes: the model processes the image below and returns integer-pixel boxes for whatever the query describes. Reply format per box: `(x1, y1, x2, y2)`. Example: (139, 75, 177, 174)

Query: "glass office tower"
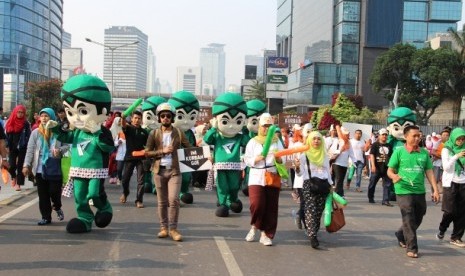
(0, 0, 63, 109)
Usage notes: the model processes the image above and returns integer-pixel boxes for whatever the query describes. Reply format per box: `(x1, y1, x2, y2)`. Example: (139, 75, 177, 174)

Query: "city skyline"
(62, 0, 277, 91)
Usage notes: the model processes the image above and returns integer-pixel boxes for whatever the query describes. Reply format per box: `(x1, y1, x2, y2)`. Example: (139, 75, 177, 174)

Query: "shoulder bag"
(326, 201, 346, 233)
(303, 157, 331, 195)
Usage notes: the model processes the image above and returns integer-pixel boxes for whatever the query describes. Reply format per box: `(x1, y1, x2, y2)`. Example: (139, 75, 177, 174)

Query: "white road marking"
(0, 197, 39, 223)
(214, 236, 243, 276)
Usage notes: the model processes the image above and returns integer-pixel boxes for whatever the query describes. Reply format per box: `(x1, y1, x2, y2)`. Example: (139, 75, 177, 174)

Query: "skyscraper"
(245, 55, 265, 80)
(176, 66, 202, 95)
(104, 26, 148, 96)
(62, 31, 72, 48)
(0, 0, 63, 110)
(147, 46, 157, 93)
(277, 0, 462, 109)
(200, 43, 225, 96)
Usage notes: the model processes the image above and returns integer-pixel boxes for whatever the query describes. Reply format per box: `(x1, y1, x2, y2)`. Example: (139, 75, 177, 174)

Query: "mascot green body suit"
(387, 107, 417, 150)
(142, 96, 167, 194)
(168, 91, 199, 204)
(242, 99, 266, 196)
(204, 93, 250, 217)
(50, 75, 114, 233)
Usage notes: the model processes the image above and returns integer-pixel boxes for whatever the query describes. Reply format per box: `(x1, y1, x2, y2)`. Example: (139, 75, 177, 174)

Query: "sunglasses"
(160, 114, 172, 119)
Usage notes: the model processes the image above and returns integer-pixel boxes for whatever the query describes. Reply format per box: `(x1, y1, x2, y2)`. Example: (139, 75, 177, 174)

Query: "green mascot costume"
(204, 92, 250, 217)
(168, 91, 200, 204)
(242, 99, 266, 196)
(50, 75, 115, 233)
(387, 107, 417, 150)
(142, 96, 167, 194)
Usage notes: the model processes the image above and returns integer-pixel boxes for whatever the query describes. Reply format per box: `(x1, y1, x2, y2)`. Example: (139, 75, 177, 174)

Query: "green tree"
(447, 25, 465, 121)
(331, 93, 360, 122)
(25, 79, 63, 122)
(244, 79, 266, 101)
(349, 107, 379, 124)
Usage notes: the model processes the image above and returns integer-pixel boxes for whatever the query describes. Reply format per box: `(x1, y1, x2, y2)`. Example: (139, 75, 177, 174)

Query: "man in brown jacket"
(145, 103, 191, 241)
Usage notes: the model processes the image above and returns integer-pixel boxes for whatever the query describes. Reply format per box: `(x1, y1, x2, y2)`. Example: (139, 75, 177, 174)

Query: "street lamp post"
(85, 38, 139, 97)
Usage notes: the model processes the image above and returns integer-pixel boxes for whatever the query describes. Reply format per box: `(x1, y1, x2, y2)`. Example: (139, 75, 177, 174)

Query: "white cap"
(341, 127, 349, 135)
(302, 123, 312, 134)
(293, 124, 302, 131)
(259, 113, 273, 126)
(378, 128, 388, 135)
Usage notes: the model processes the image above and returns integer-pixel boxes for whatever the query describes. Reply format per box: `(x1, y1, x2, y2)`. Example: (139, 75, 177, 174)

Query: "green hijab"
(444, 128, 465, 176)
(305, 131, 326, 167)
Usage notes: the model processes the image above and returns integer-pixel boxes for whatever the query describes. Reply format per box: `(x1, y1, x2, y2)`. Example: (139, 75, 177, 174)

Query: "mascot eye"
(221, 119, 228, 125)
(79, 109, 88, 116)
(66, 110, 73, 117)
(394, 127, 399, 131)
(177, 115, 183, 120)
(252, 120, 258, 125)
(146, 115, 152, 120)
(190, 116, 196, 121)
(236, 119, 244, 125)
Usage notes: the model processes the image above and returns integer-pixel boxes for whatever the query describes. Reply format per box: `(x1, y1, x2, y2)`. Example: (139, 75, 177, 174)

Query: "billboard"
(267, 57, 289, 69)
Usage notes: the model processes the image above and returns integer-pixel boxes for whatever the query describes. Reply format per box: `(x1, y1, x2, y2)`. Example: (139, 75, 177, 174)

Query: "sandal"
(406, 252, 418, 258)
(395, 232, 406, 248)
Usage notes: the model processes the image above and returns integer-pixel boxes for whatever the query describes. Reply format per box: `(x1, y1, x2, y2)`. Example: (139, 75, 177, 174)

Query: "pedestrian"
(111, 117, 125, 185)
(347, 129, 365, 192)
(294, 131, 332, 248)
(289, 124, 305, 229)
(431, 129, 450, 194)
(5, 105, 31, 191)
(243, 113, 284, 246)
(192, 123, 209, 188)
(145, 103, 191, 241)
(0, 121, 10, 190)
(119, 111, 149, 208)
(329, 125, 356, 197)
(56, 108, 70, 131)
(367, 128, 394, 206)
(22, 108, 64, 225)
(387, 125, 440, 258)
(436, 127, 465, 247)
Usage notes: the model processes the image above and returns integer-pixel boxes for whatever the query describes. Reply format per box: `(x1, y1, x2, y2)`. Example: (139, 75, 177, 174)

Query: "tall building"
(245, 55, 265, 80)
(176, 66, 202, 95)
(200, 43, 226, 96)
(0, 0, 64, 110)
(277, 0, 462, 109)
(62, 31, 72, 48)
(103, 26, 148, 96)
(147, 46, 156, 93)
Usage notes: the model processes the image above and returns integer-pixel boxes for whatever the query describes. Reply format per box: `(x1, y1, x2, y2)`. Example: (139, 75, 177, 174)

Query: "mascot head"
(61, 75, 111, 132)
(212, 92, 247, 138)
(387, 107, 416, 140)
(168, 91, 200, 132)
(246, 99, 266, 134)
(142, 96, 167, 130)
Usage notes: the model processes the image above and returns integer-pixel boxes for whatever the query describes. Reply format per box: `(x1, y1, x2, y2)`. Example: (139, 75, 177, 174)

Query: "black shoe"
(37, 219, 51, 225)
(369, 199, 375, 204)
(56, 209, 64, 221)
(436, 231, 445, 240)
(310, 236, 319, 249)
(382, 202, 394, 207)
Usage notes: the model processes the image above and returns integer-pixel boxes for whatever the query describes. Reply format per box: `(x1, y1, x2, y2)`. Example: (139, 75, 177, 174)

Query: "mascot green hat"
(168, 90, 200, 113)
(246, 99, 266, 118)
(61, 75, 111, 112)
(142, 96, 167, 111)
(212, 92, 247, 117)
(387, 107, 416, 125)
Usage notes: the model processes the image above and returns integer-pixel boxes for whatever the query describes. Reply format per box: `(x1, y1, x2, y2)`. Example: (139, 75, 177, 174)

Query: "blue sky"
(63, 0, 277, 89)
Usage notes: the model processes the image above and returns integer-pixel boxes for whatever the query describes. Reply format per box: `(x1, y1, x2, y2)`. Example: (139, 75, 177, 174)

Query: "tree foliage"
(331, 93, 360, 122)
(369, 43, 465, 124)
(244, 79, 266, 102)
(24, 79, 63, 122)
(318, 110, 339, 130)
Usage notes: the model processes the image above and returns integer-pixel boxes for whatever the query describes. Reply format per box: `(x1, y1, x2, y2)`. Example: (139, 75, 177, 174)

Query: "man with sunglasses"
(120, 110, 150, 208)
(367, 128, 394, 206)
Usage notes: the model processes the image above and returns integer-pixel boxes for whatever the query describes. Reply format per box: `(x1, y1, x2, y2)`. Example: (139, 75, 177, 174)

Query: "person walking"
(387, 125, 440, 258)
(145, 103, 191, 242)
(243, 113, 284, 246)
(5, 105, 31, 191)
(329, 125, 356, 197)
(436, 128, 465, 247)
(22, 108, 64, 225)
(348, 129, 366, 192)
(367, 128, 394, 206)
(294, 131, 333, 248)
(119, 111, 149, 208)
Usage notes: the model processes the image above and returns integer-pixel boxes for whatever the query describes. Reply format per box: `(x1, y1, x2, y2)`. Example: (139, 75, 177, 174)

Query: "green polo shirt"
(388, 146, 433, 195)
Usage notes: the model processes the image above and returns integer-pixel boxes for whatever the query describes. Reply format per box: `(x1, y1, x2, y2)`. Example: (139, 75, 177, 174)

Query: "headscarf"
(254, 125, 278, 145)
(444, 128, 465, 176)
(110, 117, 123, 140)
(37, 108, 57, 166)
(305, 131, 326, 167)
(5, 105, 26, 133)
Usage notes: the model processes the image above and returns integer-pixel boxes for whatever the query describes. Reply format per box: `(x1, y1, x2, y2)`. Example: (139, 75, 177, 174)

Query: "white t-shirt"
(160, 132, 173, 166)
(350, 138, 366, 164)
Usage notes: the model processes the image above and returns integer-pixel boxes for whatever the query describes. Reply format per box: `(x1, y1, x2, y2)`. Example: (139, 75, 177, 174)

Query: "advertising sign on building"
(267, 57, 289, 69)
(266, 68, 289, 75)
(267, 75, 288, 84)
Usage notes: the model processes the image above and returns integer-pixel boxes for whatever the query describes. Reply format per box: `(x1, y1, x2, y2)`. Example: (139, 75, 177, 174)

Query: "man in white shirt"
(350, 129, 366, 192)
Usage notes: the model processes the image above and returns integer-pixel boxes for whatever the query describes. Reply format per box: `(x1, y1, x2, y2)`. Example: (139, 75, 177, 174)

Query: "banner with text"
(177, 146, 212, 173)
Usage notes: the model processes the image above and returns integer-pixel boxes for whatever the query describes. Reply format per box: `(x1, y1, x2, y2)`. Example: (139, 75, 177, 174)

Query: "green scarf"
(305, 131, 326, 167)
(444, 128, 465, 176)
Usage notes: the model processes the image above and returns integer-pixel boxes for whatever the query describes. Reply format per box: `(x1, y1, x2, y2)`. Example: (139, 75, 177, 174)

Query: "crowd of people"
(1, 102, 464, 259)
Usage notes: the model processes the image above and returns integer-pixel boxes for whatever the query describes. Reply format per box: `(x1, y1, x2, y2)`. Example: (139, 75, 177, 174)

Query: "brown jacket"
(145, 126, 192, 175)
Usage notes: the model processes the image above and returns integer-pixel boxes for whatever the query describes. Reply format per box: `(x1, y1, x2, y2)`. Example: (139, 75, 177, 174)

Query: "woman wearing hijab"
(22, 108, 64, 225)
(437, 128, 465, 247)
(109, 117, 125, 184)
(295, 131, 333, 248)
(5, 105, 31, 191)
(243, 113, 284, 246)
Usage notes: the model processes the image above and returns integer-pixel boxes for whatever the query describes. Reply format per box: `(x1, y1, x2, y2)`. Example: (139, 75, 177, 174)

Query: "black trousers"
(36, 173, 62, 221)
(8, 148, 26, 185)
(396, 194, 427, 254)
(121, 159, 145, 203)
(332, 164, 348, 197)
(439, 182, 465, 240)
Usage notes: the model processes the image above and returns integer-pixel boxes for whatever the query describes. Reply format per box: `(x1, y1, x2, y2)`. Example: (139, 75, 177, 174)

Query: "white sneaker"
(245, 228, 256, 242)
(259, 234, 273, 246)
(450, 239, 465, 248)
(116, 179, 121, 185)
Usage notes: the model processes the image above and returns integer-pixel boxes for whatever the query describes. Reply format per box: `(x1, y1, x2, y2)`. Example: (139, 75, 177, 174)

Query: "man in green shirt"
(387, 125, 440, 258)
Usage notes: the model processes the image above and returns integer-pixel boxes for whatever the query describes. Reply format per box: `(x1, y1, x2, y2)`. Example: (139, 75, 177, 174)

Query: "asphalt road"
(0, 179, 464, 276)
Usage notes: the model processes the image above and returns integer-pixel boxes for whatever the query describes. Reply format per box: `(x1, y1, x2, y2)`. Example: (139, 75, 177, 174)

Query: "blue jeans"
(367, 171, 392, 203)
(354, 161, 364, 188)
